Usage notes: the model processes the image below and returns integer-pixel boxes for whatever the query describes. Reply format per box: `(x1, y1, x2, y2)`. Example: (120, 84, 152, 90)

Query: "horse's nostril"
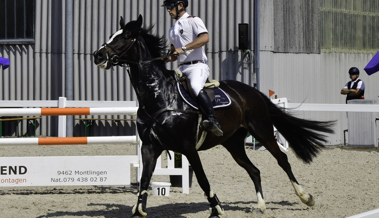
(93, 50, 107, 64)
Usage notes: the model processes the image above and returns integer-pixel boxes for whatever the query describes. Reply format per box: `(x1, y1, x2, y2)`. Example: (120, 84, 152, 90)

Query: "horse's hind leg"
(222, 129, 266, 213)
(245, 104, 315, 209)
(256, 130, 315, 207)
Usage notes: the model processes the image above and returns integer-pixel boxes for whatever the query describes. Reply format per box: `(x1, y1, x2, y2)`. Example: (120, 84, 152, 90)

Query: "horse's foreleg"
(185, 150, 224, 217)
(132, 190, 148, 217)
(131, 143, 161, 218)
(207, 190, 224, 217)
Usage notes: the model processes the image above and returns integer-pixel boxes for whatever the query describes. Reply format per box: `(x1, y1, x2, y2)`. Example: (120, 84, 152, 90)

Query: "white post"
(168, 151, 175, 169)
(181, 154, 190, 194)
(58, 97, 67, 137)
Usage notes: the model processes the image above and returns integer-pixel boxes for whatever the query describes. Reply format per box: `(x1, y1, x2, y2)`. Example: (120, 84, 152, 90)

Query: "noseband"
(101, 38, 137, 65)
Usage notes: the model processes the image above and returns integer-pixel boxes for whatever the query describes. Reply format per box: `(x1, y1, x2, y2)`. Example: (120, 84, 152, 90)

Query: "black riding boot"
(196, 90, 223, 136)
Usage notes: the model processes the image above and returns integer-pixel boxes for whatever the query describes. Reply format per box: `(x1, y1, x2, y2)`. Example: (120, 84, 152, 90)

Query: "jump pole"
(0, 107, 191, 193)
(0, 136, 138, 145)
(0, 107, 138, 116)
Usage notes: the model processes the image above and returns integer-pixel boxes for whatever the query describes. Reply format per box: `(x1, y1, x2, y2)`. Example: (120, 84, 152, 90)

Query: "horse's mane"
(141, 26, 167, 63)
(137, 25, 177, 75)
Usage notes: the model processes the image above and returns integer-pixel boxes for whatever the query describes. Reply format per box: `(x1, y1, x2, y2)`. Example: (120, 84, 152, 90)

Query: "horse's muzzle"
(93, 49, 111, 69)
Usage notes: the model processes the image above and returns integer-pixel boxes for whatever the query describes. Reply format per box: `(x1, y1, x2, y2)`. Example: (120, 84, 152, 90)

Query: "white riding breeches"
(179, 63, 210, 97)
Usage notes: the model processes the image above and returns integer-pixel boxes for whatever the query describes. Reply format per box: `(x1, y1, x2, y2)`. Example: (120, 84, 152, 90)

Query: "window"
(0, 0, 35, 44)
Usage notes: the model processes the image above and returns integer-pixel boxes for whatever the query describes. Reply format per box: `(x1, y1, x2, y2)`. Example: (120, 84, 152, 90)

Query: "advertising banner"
(0, 155, 139, 187)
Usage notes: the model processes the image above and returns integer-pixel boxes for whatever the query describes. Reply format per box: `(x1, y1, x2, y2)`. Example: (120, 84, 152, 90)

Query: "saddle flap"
(174, 68, 231, 110)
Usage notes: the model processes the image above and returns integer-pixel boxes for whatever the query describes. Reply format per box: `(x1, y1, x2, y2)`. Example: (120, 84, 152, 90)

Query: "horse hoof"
(258, 207, 265, 214)
(131, 203, 147, 218)
(257, 202, 266, 213)
(305, 193, 315, 206)
(208, 205, 224, 218)
(252, 207, 265, 215)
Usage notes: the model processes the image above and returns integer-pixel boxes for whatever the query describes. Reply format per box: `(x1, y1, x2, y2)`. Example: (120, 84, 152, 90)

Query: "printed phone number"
(50, 177, 108, 183)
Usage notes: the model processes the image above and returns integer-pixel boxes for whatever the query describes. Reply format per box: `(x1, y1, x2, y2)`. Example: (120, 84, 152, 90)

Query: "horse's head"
(93, 15, 143, 70)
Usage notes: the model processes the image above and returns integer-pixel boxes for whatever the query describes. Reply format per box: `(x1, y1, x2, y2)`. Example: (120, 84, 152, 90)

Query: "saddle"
(174, 69, 231, 110)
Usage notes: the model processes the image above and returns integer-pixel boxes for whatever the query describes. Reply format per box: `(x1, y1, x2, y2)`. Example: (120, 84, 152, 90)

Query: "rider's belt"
(180, 60, 206, 66)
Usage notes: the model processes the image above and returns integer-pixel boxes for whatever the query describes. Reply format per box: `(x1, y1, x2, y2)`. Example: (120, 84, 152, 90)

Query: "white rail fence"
(247, 98, 379, 148)
(273, 98, 379, 113)
(274, 98, 378, 147)
(0, 97, 138, 137)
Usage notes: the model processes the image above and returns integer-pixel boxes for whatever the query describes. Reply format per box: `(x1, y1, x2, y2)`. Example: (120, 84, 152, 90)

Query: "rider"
(162, 0, 223, 136)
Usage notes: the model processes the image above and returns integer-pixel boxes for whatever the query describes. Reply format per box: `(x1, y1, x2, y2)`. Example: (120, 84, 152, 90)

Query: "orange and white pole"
(0, 107, 137, 116)
(0, 136, 138, 145)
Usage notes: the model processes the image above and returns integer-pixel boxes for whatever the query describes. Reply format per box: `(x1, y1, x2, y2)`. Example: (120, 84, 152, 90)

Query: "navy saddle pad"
(177, 83, 231, 110)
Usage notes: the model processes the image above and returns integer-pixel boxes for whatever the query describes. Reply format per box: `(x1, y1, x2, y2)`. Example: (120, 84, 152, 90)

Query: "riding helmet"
(348, 67, 360, 75)
(162, 0, 188, 8)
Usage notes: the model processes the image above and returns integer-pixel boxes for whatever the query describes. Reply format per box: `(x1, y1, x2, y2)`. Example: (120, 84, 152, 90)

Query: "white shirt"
(344, 77, 365, 90)
(169, 13, 208, 64)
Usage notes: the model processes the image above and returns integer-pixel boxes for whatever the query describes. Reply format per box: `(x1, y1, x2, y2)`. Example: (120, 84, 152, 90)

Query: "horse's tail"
(257, 91, 335, 163)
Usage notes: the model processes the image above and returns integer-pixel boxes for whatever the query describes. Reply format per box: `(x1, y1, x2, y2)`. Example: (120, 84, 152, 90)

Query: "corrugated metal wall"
(274, 0, 320, 53)
(321, 0, 379, 53)
(0, 0, 256, 137)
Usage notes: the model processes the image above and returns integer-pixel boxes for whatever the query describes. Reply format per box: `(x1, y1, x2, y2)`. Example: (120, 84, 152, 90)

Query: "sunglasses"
(165, 3, 177, 10)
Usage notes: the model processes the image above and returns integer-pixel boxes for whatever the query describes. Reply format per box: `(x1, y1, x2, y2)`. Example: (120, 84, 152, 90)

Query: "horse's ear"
(136, 14, 143, 28)
(120, 16, 125, 29)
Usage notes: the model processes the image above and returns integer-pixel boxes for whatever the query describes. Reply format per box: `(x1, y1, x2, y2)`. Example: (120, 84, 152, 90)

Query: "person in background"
(341, 67, 365, 103)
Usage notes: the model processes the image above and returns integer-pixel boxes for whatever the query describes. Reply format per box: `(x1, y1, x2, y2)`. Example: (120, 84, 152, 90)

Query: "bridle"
(100, 36, 172, 68)
(101, 38, 137, 66)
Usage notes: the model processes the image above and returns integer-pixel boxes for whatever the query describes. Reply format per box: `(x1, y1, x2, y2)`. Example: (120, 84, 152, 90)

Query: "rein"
(103, 37, 172, 67)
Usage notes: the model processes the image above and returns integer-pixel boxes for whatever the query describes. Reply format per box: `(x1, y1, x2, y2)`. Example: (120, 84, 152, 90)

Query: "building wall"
(273, 0, 321, 53)
(260, 0, 379, 144)
(0, 0, 256, 136)
(321, 0, 379, 53)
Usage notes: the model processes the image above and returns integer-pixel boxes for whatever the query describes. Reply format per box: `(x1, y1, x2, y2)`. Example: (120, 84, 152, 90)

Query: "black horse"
(93, 15, 334, 218)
